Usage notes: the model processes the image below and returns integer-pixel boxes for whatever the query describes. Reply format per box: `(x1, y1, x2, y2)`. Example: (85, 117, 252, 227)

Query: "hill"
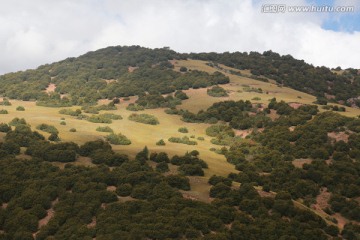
(0, 46, 359, 239)
(0, 46, 359, 107)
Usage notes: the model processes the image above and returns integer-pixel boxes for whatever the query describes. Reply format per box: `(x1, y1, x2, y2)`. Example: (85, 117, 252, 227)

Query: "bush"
(156, 162, 169, 173)
(48, 133, 60, 142)
(128, 113, 159, 125)
(156, 139, 166, 146)
(178, 127, 188, 133)
(126, 103, 145, 111)
(178, 164, 204, 176)
(207, 86, 228, 97)
(179, 66, 188, 72)
(168, 136, 197, 145)
(106, 133, 131, 145)
(174, 90, 189, 100)
(69, 128, 76, 132)
(96, 126, 114, 132)
(16, 106, 25, 111)
(197, 137, 205, 141)
(9, 117, 27, 126)
(0, 110, 8, 114)
(116, 183, 132, 197)
(59, 108, 82, 116)
(36, 124, 59, 134)
(165, 175, 190, 190)
(0, 123, 11, 132)
(60, 121, 66, 125)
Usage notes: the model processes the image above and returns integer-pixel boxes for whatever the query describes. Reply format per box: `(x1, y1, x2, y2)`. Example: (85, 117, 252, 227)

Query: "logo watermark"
(261, 4, 355, 13)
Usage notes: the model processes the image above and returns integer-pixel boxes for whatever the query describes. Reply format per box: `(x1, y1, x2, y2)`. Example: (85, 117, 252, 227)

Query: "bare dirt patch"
(292, 159, 313, 168)
(87, 217, 97, 228)
(327, 131, 349, 143)
(1, 203, 7, 209)
(45, 83, 56, 94)
(106, 186, 116, 192)
(38, 198, 59, 229)
(104, 79, 117, 84)
(128, 66, 138, 72)
(289, 102, 303, 109)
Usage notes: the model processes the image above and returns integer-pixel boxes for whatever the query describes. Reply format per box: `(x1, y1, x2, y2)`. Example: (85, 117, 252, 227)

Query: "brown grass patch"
(292, 159, 312, 168)
(87, 217, 97, 228)
(288, 102, 303, 109)
(106, 186, 116, 192)
(38, 198, 58, 229)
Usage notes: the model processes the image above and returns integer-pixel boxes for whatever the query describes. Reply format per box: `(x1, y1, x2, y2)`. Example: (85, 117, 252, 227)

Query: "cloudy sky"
(1, 0, 359, 74)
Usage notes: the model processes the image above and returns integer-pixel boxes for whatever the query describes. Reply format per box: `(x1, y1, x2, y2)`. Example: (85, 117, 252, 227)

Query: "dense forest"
(0, 46, 359, 107)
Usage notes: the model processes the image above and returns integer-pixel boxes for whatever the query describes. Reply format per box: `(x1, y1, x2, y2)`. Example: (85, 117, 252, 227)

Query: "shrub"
(116, 183, 132, 196)
(9, 117, 27, 126)
(36, 124, 59, 134)
(16, 106, 25, 111)
(0, 110, 8, 114)
(0, 99, 11, 106)
(174, 90, 189, 100)
(206, 124, 235, 137)
(207, 86, 228, 97)
(60, 121, 66, 125)
(156, 139, 166, 146)
(156, 162, 169, 173)
(0, 123, 11, 132)
(178, 127, 188, 133)
(197, 137, 205, 141)
(96, 126, 114, 132)
(178, 164, 204, 176)
(48, 133, 60, 142)
(126, 103, 145, 111)
(59, 108, 82, 116)
(106, 133, 131, 145)
(69, 128, 76, 132)
(128, 113, 159, 125)
(168, 136, 197, 145)
(179, 66, 188, 72)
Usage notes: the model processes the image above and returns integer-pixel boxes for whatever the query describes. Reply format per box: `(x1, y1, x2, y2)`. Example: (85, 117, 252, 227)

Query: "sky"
(0, 0, 359, 74)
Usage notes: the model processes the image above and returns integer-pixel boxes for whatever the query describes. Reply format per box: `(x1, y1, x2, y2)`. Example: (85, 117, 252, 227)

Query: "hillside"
(0, 46, 359, 107)
(0, 46, 359, 239)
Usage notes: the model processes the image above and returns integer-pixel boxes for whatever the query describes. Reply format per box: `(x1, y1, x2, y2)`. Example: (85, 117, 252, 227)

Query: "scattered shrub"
(69, 128, 77, 132)
(96, 126, 114, 132)
(0, 110, 8, 114)
(128, 113, 159, 125)
(126, 103, 145, 111)
(106, 133, 131, 145)
(178, 127, 188, 133)
(36, 124, 59, 134)
(16, 106, 25, 111)
(60, 121, 66, 125)
(168, 136, 197, 145)
(156, 139, 166, 146)
(207, 86, 228, 97)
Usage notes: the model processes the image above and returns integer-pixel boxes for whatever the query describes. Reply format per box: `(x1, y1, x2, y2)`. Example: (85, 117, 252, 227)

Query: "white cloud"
(0, 0, 359, 74)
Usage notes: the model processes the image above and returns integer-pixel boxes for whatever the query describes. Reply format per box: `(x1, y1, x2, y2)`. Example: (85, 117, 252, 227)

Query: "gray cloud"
(0, 0, 359, 74)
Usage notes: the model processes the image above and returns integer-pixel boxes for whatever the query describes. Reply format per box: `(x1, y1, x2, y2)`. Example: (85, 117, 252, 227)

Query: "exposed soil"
(288, 102, 303, 109)
(106, 186, 116, 192)
(327, 131, 349, 143)
(87, 216, 97, 228)
(104, 79, 117, 84)
(45, 83, 56, 94)
(38, 198, 59, 229)
(128, 66, 138, 72)
(1, 203, 8, 209)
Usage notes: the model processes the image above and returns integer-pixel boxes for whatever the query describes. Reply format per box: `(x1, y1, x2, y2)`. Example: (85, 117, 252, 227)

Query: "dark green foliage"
(168, 136, 197, 145)
(79, 140, 112, 156)
(126, 103, 145, 111)
(156, 139, 166, 146)
(59, 108, 82, 116)
(48, 133, 60, 142)
(105, 133, 131, 145)
(179, 66, 188, 72)
(96, 126, 113, 132)
(156, 162, 169, 173)
(174, 90, 189, 100)
(150, 152, 170, 163)
(36, 123, 59, 134)
(116, 183, 132, 196)
(128, 113, 159, 125)
(8, 117, 27, 126)
(0, 123, 11, 133)
(178, 127, 188, 133)
(16, 106, 25, 111)
(69, 128, 76, 132)
(207, 86, 228, 97)
(165, 175, 191, 190)
(87, 113, 122, 124)
(0, 109, 8, 114)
